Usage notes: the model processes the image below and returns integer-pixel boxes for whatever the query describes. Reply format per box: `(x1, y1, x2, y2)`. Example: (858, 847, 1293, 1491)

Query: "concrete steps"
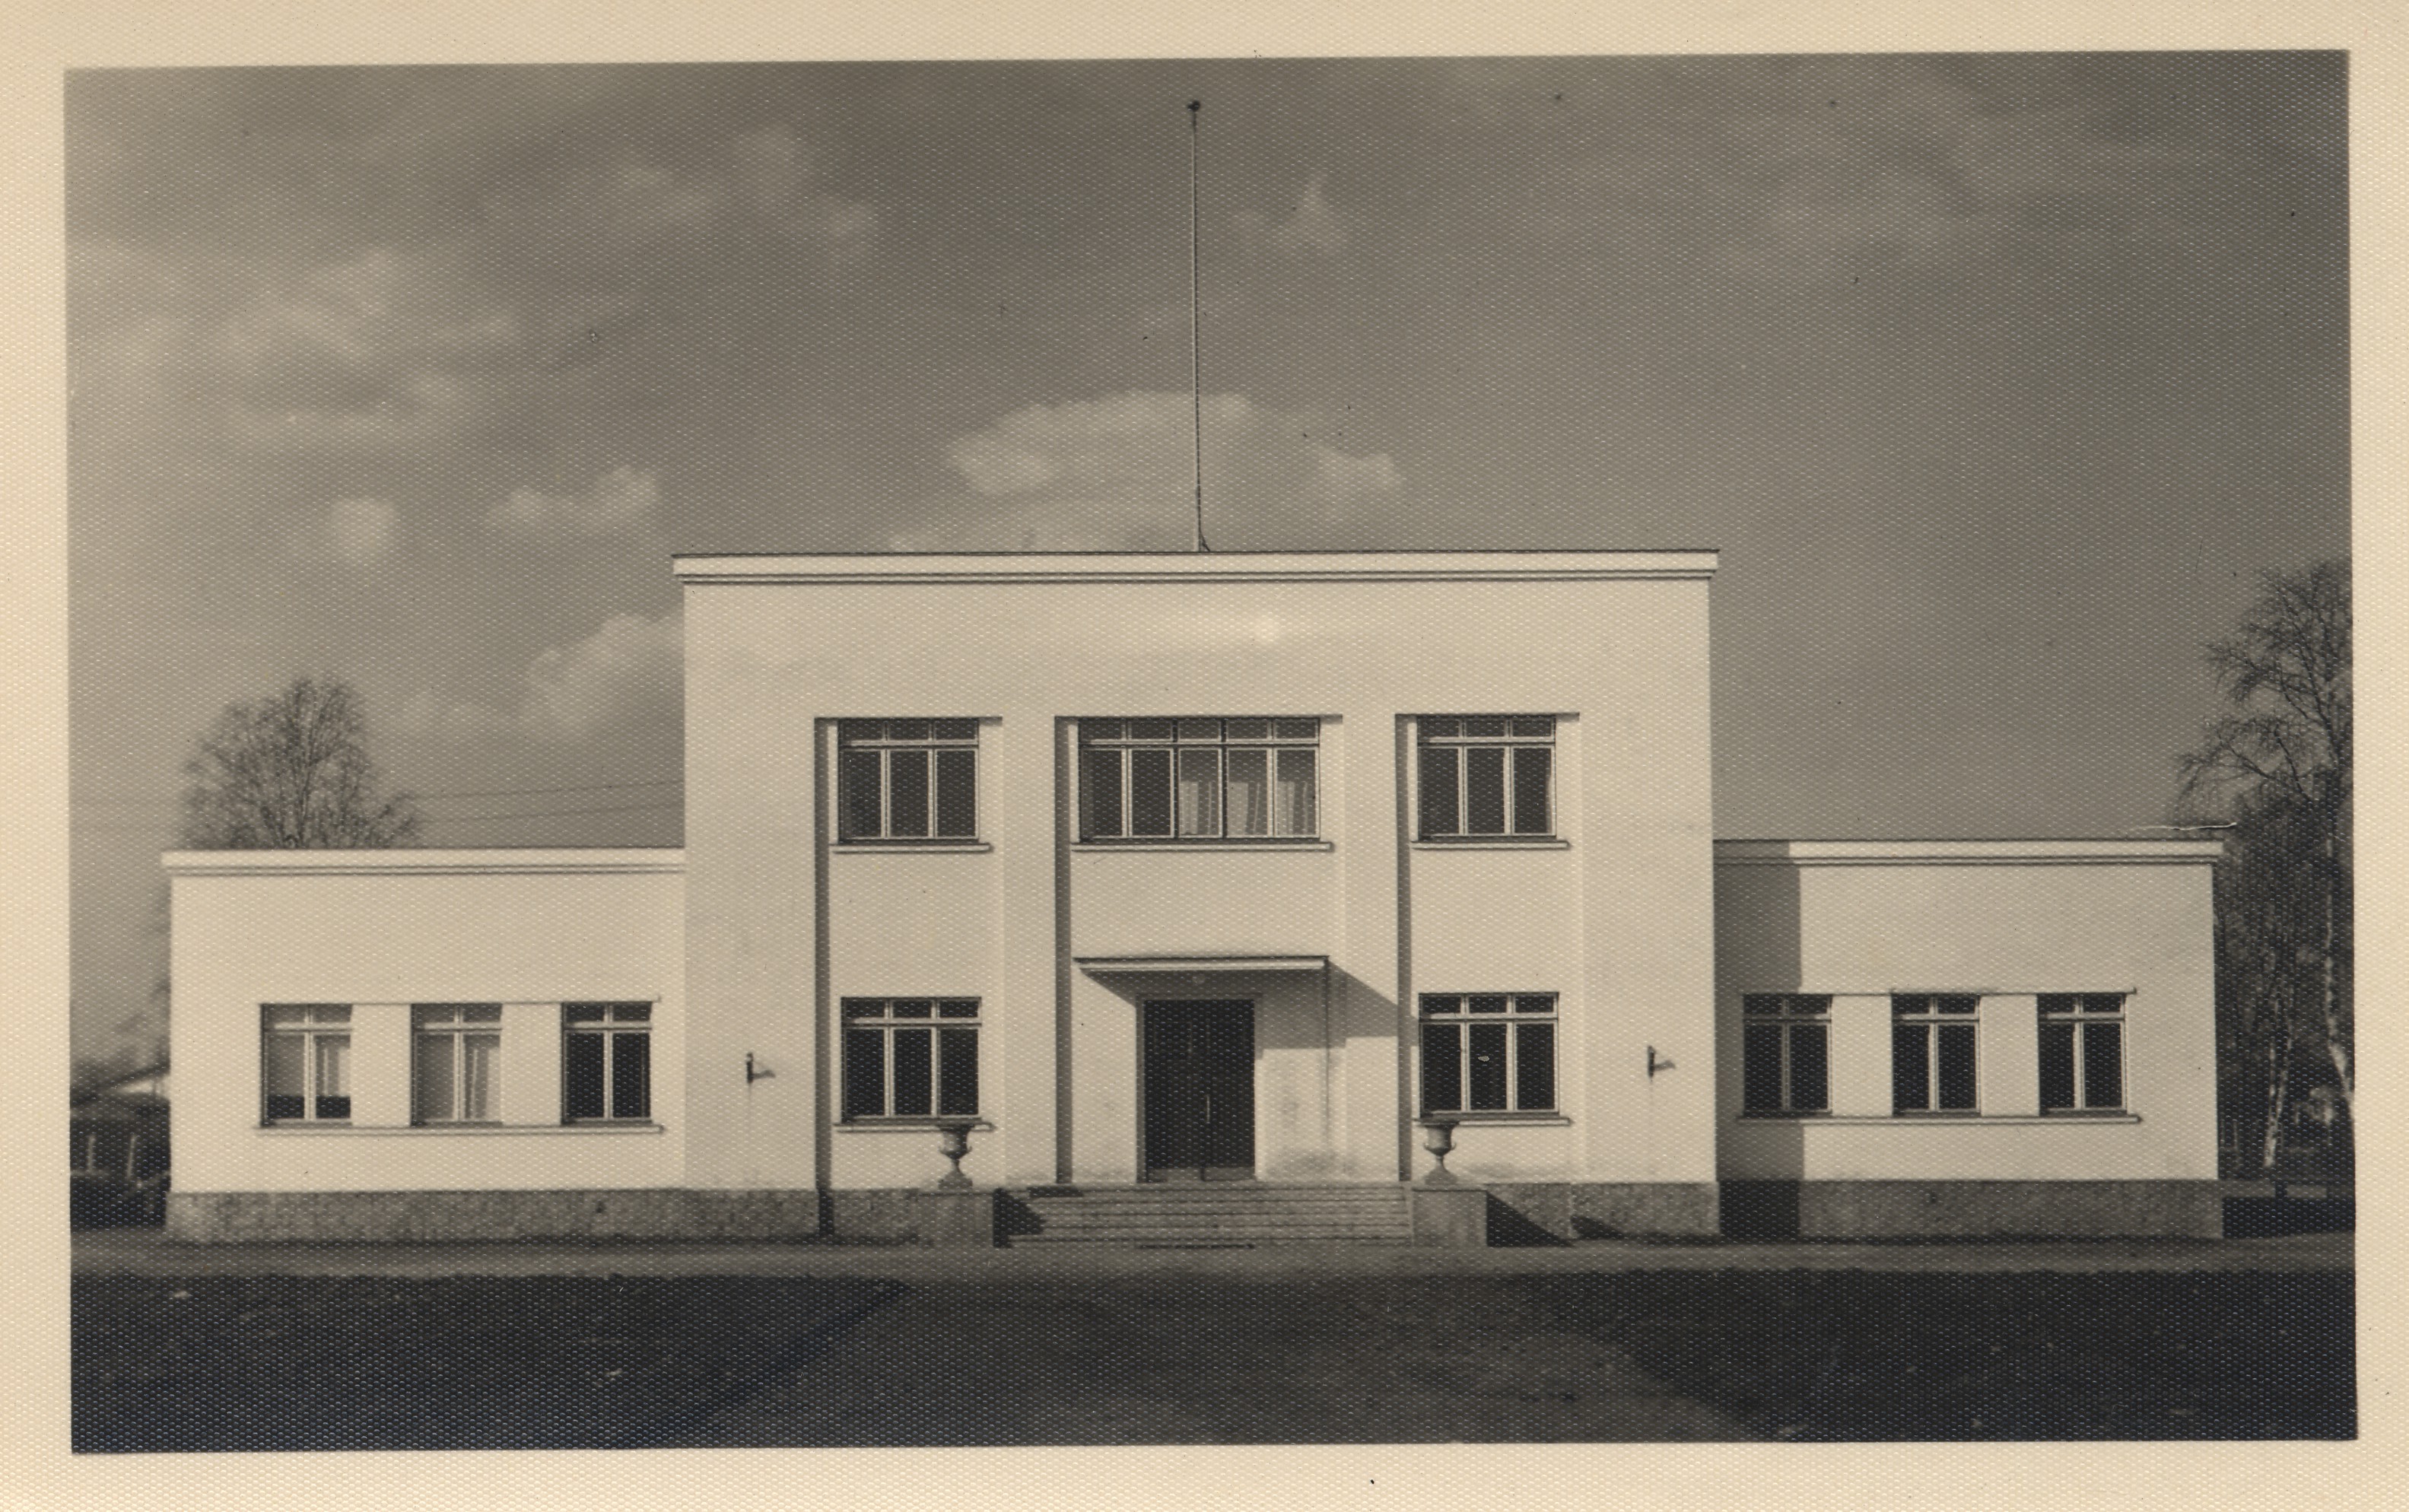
(1006, 1183, 1414, 1248)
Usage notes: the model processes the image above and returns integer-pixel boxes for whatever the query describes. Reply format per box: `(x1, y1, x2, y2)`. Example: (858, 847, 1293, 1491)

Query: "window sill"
(1072, 840, 1333, 853)
(258, 1123, 666, 1136)
(1411, 837, 1570, 851)
(831, 840, 992, 854)
(1421, 1112, 1571, 1127)
(837, 1118, 994, 1133)
(1737, 1113, 2142, 1126)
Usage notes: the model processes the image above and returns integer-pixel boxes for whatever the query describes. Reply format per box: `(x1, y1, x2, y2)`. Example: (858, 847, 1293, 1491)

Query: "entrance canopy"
(1074, 954, 1328, 976)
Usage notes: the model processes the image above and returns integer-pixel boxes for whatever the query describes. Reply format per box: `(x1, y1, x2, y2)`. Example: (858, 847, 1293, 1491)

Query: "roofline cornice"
(673, 549, 1718, 586)
(163, 848, 685, 877)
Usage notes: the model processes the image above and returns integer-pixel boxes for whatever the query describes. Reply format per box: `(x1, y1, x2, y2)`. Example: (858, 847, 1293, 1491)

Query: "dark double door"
(1143, 1000, 1256, 1182)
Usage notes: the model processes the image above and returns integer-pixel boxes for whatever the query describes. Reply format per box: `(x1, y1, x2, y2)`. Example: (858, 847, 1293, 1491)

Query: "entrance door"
(1143, 1000, 1256, 1182)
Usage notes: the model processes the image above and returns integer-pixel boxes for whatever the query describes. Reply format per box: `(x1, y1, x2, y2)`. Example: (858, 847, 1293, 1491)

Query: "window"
(262, 1005, 351, 1123)
(1419, 994, 1557, 1113)
(1742, 994, 1829, 1114)
(2039, 993, 2125, 1113)
(414, 1004, 501, 1123)
(564, 1003, 652, 1122)
(842, 999, 980, 1120)
(1079, 718, 1319, 840)
(1893, 994, 1979, 1113)
(1418, 716, 1556, 837)
(837, 719, 978, 840)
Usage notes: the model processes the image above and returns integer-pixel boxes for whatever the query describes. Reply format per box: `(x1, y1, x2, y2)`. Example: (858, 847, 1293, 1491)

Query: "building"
(162, 551, 2224, 1244)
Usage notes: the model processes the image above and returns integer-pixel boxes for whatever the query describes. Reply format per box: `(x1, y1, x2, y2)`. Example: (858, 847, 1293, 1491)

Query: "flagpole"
(1189, 99, 1206, 553)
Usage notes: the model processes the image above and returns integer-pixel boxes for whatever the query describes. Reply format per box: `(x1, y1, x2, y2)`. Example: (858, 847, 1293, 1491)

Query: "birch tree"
(179, 676, 421, 849)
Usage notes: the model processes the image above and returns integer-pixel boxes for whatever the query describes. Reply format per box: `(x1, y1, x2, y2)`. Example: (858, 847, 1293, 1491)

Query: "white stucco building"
(163, 551, 2224, 1243)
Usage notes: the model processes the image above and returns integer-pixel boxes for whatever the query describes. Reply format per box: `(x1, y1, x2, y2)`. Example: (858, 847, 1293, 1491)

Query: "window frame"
(562, 1002, 653, 1124)
(1076, 717, 1321, 842)
(2039, 993, 2128, 1113)
(261, 1004, 352, 1125)
(1417, 993, 1559, 1116)
(835, 719, 980, 843)
(840, 997, 982, 1122)
(1892, 993, 1982, 1115)
(412, 1003, 504, 1125)
(1740, 994, 1831, 1115)
(1416, 716, 1558, 840)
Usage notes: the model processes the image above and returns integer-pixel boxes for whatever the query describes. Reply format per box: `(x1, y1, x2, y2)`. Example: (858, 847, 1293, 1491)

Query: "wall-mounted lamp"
(745, 1053, 773, 1085)
(1647, 1045, 1674, 1078)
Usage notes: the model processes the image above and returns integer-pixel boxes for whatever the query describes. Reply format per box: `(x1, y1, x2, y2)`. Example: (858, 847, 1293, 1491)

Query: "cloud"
(553, 124, 880, 272)
(488, 465, 661, 540)
(1237, 176, 1349, 259)
(404, 610, 683, 744)
(903, 390, 1403, 550)
(283, 497, 399, 568)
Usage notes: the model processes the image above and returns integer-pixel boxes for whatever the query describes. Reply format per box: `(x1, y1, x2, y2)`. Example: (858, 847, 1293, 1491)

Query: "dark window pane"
(938, 1028, 978, 1115)
(1512, 747, 1553, 834)
(263, 1035, 304, 1112)
(1513, 995, 1553, 1014)
(1224, 718, 1268, 741)
(1273, 718, 1317, 740)
(1177, 717, 1220, 740)
(1467, 1022, 1508, 1110)
(2039, 1021, 2075, 1110)
(1130, 748, 1174, 836)
(843, 1029, 885, 1119)
(1743, 995, 1782, 1017)
(892, 1028, 933, 1117)
(839, 748, 882, 839)
(934, 749, 977, 837)
(1421, 1021, 1461, 1112)
(931, 719, 977, 741)
(837, 719, 882, 744)
(841, 999, 881, 1021)
(1467, 995, 1508, 1014)
(1790, 1023, 1829, 1112)
(888, 749, 930, 838)
(1127, 717, 1174, 741)
(1081, 748, 1123, 838)
(2086, 993, 2124, 1016)
(264, 1092, 305, 1121)
(613, 1032, 650, 1120)
(1509, 716, 1554, 738)
(1422, 995, 1459, 1016)
(1937, 1024, 1978, 1110)
(2082, 1022, 2123, 1110)
(1464, 746, 1507, 833)
(317, 1094, 351, 1120)
(1421, 716, 1460, 740)
(1743, 1022, 1784, 1112)
(1939, 996, 1979, 1015)
(937, 1000, 978, 1019)
(889, 719, 930, 741)
(1894, 1024, 1930, 1111)
(1465, 716, 1507, 738)
(892, 999, 933, 1018)
(564, 1032, 606, 1120)
(2039, 994, 2074, 1018)
(1515, 1021, 1556, 1110)
(1419, 747, 1459, 835)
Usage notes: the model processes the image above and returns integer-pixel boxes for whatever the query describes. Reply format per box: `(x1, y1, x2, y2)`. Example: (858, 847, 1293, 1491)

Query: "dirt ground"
(72, 1263, 2354, 1450)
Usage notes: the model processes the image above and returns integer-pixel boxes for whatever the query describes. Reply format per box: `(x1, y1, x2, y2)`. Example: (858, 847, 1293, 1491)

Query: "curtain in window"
(263, 1036, 306, 1121)
(1225, 748, 1268, 836)
(1273, 749, 1315, 836)
(315, 1035, 351, 1119)
(1176, 748, 1220, 836)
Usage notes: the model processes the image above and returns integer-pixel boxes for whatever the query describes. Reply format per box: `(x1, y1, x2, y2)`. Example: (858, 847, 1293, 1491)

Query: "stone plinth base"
(1719, 1179, 2225, 1240)
(165, 1188, 825, 1243)
(1409, 1184, 1488, 1247)
(916, 1188, 998, 1248)
(1485, 1182, 1722, 1244)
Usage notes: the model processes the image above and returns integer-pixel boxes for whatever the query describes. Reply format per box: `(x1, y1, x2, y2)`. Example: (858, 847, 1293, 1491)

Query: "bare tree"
(180, 676, 421, 849)
(2178, 561, 2350, 1175)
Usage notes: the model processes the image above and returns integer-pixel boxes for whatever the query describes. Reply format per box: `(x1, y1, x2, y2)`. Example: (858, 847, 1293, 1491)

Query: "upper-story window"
(1418, 716, 1556, 838)
(1742, 994, 1830, 1115)
(1893, 993, 1980, 1114)
(2039, 993, 2125, 1113)
(837, 719, 979, 841)
(1079, 718, 1319, 840)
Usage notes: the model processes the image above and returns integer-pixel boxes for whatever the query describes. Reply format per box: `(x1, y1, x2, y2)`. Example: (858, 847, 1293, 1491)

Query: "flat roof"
(673, 549, 1718, 585)
(163, 848, 685, 877)
(1714, 838, 2223, 866)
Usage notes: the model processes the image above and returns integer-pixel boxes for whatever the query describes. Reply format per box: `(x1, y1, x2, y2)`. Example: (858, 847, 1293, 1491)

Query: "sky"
(65, 54, 2350, 1069)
